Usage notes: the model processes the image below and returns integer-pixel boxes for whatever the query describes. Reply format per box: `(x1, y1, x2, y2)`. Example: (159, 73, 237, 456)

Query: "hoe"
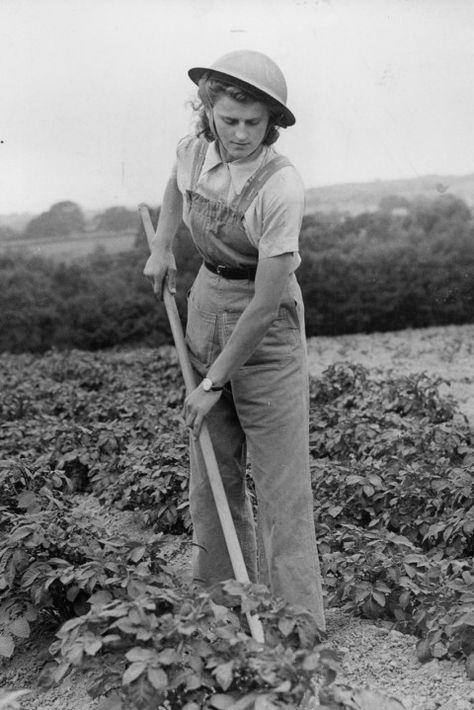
(138, 204, 265, 644)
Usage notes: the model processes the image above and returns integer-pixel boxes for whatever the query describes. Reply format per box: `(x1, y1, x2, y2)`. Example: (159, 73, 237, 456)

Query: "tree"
(0, 225, 17, 241)
(93, 206, 139, 232)
(24, 201, 85, 238)
(410, 194, 472, 235)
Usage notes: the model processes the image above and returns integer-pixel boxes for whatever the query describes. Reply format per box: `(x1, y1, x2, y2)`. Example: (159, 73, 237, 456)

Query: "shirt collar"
(201, 141, 270, 194)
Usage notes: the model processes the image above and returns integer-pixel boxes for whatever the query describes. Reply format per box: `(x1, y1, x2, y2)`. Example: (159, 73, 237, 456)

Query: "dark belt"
(204, 261, 257, 280)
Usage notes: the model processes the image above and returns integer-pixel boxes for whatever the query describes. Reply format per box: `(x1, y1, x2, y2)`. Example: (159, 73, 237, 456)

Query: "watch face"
(202, 378, 212, 391)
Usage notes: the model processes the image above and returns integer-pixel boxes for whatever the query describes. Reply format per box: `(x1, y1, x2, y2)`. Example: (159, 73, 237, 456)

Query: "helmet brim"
(188, 66, 296, 127)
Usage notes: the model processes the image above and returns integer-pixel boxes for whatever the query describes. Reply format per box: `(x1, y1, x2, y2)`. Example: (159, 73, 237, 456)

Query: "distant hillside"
(2, 173, 474, 230)
(0, 212, 35, 233)
(305, 172, 474, 215)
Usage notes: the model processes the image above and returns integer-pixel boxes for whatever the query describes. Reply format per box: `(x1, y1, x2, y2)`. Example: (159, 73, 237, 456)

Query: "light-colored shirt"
(174, 134, 304, 267)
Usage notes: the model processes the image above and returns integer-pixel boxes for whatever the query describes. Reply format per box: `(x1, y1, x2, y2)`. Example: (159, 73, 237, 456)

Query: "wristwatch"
(201, 377, 224, 392)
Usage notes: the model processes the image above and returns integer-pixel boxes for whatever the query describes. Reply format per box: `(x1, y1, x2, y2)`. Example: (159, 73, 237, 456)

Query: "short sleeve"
(175, 134, 199, 194)
(251, 166, 305, 260)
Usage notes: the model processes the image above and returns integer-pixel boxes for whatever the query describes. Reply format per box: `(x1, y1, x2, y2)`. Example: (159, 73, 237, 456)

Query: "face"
(208, 95, 270, 162)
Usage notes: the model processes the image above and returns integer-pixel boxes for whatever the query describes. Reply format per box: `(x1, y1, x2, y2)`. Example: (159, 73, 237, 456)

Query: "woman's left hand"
(183, 385, 222, 439)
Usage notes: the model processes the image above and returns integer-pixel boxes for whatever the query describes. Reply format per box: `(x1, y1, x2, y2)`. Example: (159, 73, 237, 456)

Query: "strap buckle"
(216, 264, 227, 276)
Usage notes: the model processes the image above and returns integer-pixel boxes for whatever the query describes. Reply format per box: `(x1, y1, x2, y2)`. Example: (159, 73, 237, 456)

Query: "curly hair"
(193, 73, 286, 146)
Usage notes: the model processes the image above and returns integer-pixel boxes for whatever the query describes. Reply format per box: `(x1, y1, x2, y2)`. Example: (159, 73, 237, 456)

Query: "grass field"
(0, 229, 137, 263)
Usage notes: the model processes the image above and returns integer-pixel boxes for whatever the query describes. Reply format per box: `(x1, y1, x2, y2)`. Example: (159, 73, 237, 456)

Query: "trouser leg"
(189, 386, 258, 588)
(232, 360, 326, 632)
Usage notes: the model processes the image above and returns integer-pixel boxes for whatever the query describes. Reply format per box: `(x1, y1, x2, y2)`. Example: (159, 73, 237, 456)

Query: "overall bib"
(184, 140, 326, 630)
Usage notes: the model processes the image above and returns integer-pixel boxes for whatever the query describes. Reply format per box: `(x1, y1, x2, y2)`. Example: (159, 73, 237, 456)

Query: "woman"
(144, 50, 325, 631)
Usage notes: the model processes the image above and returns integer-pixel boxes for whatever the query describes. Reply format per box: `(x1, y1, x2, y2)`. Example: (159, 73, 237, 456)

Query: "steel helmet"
(188, 50, 295, 127)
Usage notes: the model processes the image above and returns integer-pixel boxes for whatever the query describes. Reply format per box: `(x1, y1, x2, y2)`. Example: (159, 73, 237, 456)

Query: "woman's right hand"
(143, 249, 177, 300)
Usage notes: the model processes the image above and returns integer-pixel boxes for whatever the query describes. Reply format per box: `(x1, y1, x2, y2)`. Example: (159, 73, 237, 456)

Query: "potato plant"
(0, 459, 175, 658)
(1, 346, 474, 707)
(310, 362, 474, 665)
(44, 580, 336, 709)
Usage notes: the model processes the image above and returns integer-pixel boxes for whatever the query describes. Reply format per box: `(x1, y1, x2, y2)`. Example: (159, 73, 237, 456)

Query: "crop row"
(0, 347, 473, 707)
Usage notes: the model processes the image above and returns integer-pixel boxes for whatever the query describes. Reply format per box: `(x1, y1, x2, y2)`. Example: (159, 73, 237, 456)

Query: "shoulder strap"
(234, 155, 293, 214)
(189, 139, 209, 190)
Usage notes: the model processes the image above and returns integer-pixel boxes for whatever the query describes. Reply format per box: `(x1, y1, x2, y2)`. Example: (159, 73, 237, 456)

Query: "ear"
(206, 107, 218, 140)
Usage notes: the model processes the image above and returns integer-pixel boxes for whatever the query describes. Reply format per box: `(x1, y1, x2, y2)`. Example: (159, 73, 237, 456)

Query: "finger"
(192, 414, 203, 439)
(153, 277, 164, 299)
(182, 398, 191, 418)
(167, 269, 177, 295)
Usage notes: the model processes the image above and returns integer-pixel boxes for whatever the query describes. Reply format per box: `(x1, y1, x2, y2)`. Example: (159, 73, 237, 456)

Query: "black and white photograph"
(1, 1, 474, 709)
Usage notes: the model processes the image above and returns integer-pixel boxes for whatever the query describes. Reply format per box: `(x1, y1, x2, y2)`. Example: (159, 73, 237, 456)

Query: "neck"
(218, 141, 264, 164)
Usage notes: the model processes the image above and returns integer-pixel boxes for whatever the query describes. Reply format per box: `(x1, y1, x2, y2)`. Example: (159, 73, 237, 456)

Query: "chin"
(226, 145, 254, 161)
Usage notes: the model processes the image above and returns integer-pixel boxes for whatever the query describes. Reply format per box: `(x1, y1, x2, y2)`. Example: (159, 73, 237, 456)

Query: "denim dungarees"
(184, 140, 325, 629)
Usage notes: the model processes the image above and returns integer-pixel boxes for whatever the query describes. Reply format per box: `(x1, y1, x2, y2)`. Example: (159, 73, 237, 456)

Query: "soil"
(1, 324, 474, 710)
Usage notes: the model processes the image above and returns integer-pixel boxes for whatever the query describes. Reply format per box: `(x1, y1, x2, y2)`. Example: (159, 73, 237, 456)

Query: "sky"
(1, 0, 474, 215)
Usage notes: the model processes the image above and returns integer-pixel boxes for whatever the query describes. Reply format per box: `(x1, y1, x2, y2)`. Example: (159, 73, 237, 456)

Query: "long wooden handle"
(138, 203, 264, 643)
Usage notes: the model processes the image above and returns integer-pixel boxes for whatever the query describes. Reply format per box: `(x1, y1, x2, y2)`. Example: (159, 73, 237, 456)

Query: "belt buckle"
(216, 264, 226, 276)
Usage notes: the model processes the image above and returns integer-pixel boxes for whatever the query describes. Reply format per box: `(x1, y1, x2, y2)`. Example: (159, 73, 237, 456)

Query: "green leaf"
(277, 617, 295, 636)
(185, 673, 203, 691)
(17, 491, 40, 509)
(302, 652, 320, 671)
(128, 675, 157, 710)
(24, 606, 38, 622)
(210, 600, 232, 621)
(57, 616, 84, 635)
(157, 647, 178, 665)
(122, 661, 147, 685)
(53, 662, 71, 684)
(9, 616, 30, 639)
(215, 661, 234, 692)
(208, 695, 235, 709)
(431, 641, 448, 659)
(226, 694, 258, 710)
(0, 633, 15, 658)
(9, 526, 34, 542)
(371, 591, 386, 607)
(89, 590, 113, 606)
(68, 643, 84, 667)
(346, 475, 363, 486)
(368, 473, 383, 487)
(126, 647, 155, 663)
(129, 546, 146, 563)
(451, 612, 474, 628)
(274, 680, 291, 693)
(37, 662, 62, 690)
(147, 667, 168, 691)
(83, 636, 102, 656)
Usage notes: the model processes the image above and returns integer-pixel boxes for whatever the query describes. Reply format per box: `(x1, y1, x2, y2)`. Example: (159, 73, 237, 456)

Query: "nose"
(235, 123, 248, 141)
